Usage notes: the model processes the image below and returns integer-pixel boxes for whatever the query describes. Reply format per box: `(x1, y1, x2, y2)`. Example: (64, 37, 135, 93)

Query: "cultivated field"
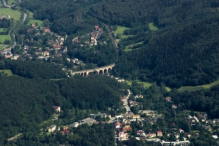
(0, 8, 21, 20)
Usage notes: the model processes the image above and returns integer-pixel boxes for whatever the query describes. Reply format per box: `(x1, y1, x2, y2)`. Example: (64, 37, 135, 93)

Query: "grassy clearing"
(178, 79, 219, 92)
(0, 35, 11, 43)
(27, 11, 44, 28)
(0, 44, 8, 50)
(124, 48, 133, 52)
(0, 69, 13, 76)
(0, 8, 21, 21)
(126, 80, 152, 88)
(121, 35, 133, 39)
(115, 26, 130, 35)
(148, 22, 158, 31)
(28, 19, 43, 27)
(0, 28, 7, 32)
(165, 87, 172, 92)
(124, 41, 143, 51)
(127, 80, 172, 92)
(7, 0, 16, 5)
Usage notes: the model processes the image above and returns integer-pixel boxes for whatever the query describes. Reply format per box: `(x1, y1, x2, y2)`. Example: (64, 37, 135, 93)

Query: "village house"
(42, 51, 49, 56)
(147, 133, 156, 138)
(139, 110, 154, 116)
(48, 125, 56, 132)
(44, 27, 51, 33)
(11, 55, 20, 60)
(70, 122, 80, 128)
(122, 125, 132, 132)
(95, 25, 99, 30)
(119, 132, 128, 141)
(137, 130, 146, 137)
(53, 106, 61, 112)
(121, 97, 126, 100)
(79, 118, 96, 126)
(157, 131, 163, 137)
(172, 104, 177, 109)
(179, 128, 184, 133)
(53, 45, 61, 50)
(115, 121, 122, 129)
(61, 126, 70, 135)
(175, 134, 180, 139)
(132, 114, 141, 119)
(134, 95, 143, 99)
(129, 100, 139, 107)
(187, 134, 191, 139)
(165, 96, 171, 102)
(124, 111, 134, 118)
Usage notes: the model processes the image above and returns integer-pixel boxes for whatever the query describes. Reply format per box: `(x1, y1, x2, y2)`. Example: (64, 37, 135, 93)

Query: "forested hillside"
(0, 60, 66, 79)
(21, 0, 102, 34)
(114, 17, 219, 87)
(0, 74, 126, 144)
(90, 0, 216, 27)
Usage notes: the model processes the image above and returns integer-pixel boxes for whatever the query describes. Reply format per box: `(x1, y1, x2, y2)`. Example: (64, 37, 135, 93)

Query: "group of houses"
(72, 25, 103, 46)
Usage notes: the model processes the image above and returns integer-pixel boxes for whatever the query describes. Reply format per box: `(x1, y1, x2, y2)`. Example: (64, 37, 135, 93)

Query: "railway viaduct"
(71, 63, 115, 76)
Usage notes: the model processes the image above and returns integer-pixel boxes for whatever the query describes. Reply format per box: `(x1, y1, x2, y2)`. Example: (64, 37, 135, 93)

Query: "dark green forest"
(11, 124, 115, 146)
(0, 60, 66, 79)
(0, 73, 126, 144)
(114, 17, 219, 87)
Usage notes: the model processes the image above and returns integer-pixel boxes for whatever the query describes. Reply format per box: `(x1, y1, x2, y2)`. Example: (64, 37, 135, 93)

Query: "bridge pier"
(71, 63, 115, 76)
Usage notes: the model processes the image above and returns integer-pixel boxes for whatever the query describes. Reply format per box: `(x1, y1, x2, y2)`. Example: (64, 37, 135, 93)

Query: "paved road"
(23, 13, 27, 23)
(124, 89, 131, 113)
(3, 0, 15, 8)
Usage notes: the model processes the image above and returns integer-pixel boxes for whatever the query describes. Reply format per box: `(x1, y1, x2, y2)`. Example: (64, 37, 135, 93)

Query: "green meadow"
(7, 0, 16, 5)
(0, 69, 13, 76)
(0, 35, 11, 43)
(178, 79, 219, 92)
(0, 44, 8, 50)
(27, 11, 43, 28)
(148, 22, 158, 31)
(115, 26, 130, 35)
(0, 8, 21, 20)
(0, 28, 7, 32)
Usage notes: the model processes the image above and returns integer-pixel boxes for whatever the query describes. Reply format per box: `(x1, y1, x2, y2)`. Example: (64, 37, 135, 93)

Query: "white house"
(48, 125, 56, 132)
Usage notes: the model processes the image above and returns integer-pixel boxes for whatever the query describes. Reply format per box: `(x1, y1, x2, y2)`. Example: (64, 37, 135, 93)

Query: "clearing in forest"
(178, 79, 219, 92)
(148, 22, 158, 31)
(0, 8, 21, 20)
(0, 35, 11, 43)
(27, 11, 43, 28)
(115, 26, 130, 35)
(0, 69, 13, 76)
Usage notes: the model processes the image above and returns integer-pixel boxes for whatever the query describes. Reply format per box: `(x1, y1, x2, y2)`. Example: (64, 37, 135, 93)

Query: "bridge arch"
(71, 63, 115, 76)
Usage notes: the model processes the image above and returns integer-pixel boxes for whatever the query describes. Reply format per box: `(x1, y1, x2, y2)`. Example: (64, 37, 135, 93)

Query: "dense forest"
(0, 73, 126, 144)
(21, 0, 102, 34)
(168, 84, 219, 119)
(9, 124, 115, 146)
(0, 60, 67, 79)
(114, 17, 219, 87)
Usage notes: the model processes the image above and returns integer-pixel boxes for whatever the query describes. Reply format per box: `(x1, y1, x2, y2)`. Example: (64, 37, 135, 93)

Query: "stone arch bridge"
(71, 63, 115, 76)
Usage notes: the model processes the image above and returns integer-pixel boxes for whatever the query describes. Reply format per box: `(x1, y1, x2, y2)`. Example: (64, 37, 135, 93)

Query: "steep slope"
(114, 17, 219, 87)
